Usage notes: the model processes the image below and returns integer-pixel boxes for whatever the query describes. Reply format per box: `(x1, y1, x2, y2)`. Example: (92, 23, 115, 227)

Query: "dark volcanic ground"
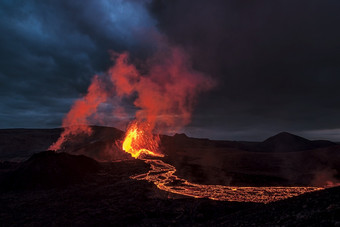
(0, 152, 339, 226)
(161, 133, 340, 187)
(0, 153, 254, 226)
(0, 127, 340, 226)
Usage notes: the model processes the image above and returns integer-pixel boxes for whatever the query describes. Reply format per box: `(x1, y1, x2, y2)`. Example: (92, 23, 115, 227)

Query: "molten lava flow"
(122, 121, 164, 159)
(131, 159, 323, 203)
(121, 123, 324, 203)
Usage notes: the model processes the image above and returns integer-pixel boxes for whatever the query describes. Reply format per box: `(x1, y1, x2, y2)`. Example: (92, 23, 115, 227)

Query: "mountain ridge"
(0, 127, 337, 161)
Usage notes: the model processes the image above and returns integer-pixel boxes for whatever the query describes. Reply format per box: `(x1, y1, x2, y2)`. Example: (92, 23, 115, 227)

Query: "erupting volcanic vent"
(122, 121, 163, 159)
(50, 40, 323, 204)
(49, 45, 214, 151)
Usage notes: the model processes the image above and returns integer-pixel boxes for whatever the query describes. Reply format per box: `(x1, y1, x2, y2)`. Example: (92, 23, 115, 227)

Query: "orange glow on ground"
(121, 122, 324, 203)
(132, 159, 323, 203)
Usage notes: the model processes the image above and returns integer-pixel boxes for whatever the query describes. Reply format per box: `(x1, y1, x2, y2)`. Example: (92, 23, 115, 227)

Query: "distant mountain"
(238, 132, 336, 152)
(261, 132, 316, 152)
(259, 132, 336, 152)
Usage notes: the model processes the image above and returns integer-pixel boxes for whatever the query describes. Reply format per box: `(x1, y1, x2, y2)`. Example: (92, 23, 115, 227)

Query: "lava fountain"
(122, 121, 164, 159)
(121, 122, 323, 204)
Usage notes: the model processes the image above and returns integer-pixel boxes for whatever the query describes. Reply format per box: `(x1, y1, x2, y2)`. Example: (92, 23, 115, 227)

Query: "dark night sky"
(1, 0, 340, 141)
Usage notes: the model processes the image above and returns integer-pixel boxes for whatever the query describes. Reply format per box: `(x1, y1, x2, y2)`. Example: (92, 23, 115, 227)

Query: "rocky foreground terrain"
(0, 151, 339, 226)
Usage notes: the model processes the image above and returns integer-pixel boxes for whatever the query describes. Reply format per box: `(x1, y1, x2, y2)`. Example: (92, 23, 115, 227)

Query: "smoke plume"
(50, 43, 214, 151)
(49, 76, 108, 151)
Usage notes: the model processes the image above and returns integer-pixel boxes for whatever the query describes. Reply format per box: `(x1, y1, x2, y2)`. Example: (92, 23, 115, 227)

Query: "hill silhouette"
(260, 132, 336, 152)
(1, 150, 99, 190)
(237, 132, 336, 152)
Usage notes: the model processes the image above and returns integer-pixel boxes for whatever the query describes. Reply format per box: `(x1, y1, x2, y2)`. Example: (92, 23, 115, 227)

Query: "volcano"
(0, 127, 339, 225)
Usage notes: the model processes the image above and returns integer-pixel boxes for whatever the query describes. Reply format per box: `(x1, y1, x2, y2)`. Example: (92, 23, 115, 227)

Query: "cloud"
(1, 0, 340, 141)
(149, 0, 340, 140)
(0, 0, 156, 128)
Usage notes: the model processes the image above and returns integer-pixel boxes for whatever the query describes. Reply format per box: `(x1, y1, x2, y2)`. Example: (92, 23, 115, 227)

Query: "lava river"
(122, 121, 323, 204)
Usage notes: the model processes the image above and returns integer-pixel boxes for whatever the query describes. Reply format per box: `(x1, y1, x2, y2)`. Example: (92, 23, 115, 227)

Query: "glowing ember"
(121, 122, 324, 203)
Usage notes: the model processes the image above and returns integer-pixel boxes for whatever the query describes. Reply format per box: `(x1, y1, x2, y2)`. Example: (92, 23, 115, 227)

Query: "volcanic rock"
(0, 128, 62, 161)
(214, 186, 340, 226)
(173, 133, 189, 139)
(0, 150, 99, 190)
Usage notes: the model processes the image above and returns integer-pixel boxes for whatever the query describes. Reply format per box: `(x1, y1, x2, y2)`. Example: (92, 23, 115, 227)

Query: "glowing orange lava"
(131, 159, 323, 203)
(121, 122, 323, 203)
(122, 121, 164, 159)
